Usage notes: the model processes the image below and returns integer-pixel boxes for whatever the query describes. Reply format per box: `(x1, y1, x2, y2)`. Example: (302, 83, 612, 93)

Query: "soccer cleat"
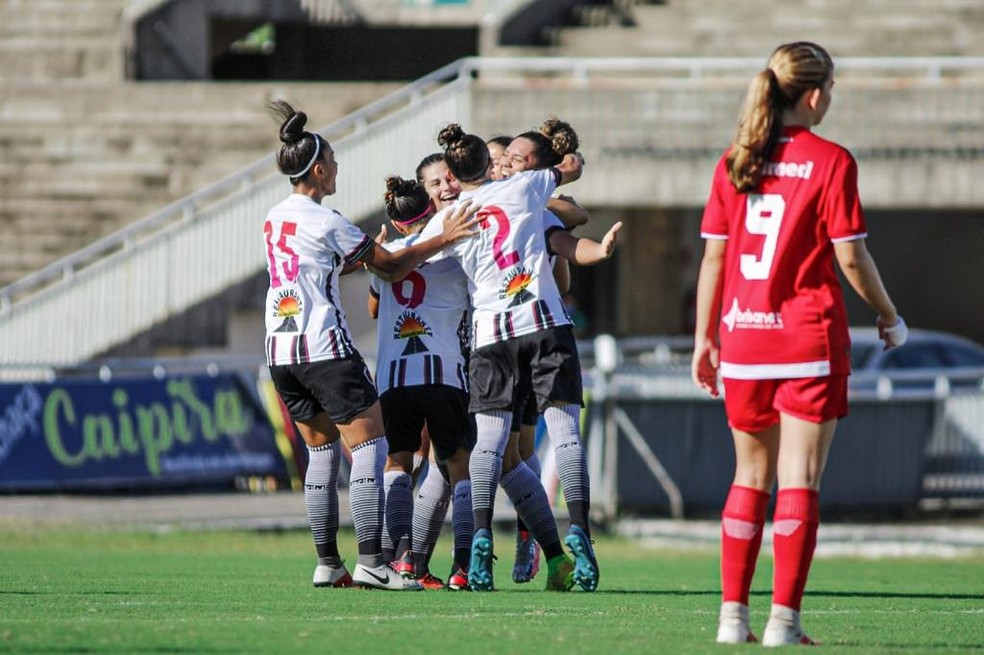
(312, 563, 353, 588)
(512, 529, 541, 583)
(392, 550, 415, 579)
(446, 564, 470, 591)
(545, 553, 575, 591)
(467, 528, 495, 592)
(416, 571, 446, 590)
(716, 601, 757, 644)
(762, 604, 819, 647)
(564, 525, 600, 592)
(352, 562, 424, 591)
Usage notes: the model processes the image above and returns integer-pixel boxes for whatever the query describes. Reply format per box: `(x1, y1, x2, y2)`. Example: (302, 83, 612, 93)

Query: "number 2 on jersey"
(477, 206, 520, 270)
(264, 221, 299, 288)
(740, 193, 785, 280)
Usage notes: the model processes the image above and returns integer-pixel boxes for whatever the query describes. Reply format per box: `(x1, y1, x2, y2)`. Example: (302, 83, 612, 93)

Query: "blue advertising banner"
(0, 373, 287, 491)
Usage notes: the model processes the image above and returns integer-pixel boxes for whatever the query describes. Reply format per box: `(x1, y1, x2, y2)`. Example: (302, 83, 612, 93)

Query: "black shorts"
(379, 385, 476, 461)
(269, 356, 378, 424)
(469, 325, 583, 415)
(510, 391, 539, 432)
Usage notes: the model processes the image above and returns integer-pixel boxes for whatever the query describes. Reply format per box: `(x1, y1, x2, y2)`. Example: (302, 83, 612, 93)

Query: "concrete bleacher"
(0, 0, 397, 287)
(542, 0, 984, 57)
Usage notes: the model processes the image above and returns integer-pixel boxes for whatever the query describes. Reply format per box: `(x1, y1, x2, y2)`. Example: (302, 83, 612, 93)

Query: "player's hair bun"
(541, 116, 579, 157)
(437, 124, 467, 150)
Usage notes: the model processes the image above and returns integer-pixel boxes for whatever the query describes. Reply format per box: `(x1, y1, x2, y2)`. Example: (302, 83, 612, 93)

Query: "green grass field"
(1, 526, 981, 654)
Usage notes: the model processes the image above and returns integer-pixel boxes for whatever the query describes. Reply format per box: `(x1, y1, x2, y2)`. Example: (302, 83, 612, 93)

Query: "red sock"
(771, 488, 820, 612)
(720, 485, 770, 604)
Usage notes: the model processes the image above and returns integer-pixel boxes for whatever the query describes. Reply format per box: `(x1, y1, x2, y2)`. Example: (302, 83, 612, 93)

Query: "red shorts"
(722, 375, 849, 433)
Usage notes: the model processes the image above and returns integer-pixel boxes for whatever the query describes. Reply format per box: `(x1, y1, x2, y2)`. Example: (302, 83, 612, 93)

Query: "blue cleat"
(467, 528, 495, 592)
(512, 529, 541, 583)
(564, 525, 599, 592)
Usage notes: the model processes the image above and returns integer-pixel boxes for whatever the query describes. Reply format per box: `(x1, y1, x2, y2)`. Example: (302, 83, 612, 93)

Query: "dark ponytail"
(437, 123, 489, 183)
(269, 99, 325, 184)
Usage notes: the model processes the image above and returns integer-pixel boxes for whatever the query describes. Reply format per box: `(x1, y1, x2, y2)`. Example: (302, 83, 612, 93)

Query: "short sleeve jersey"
(419, 169, 571, 349)
(262, 193, 372, 366)
(699, 126, 867, 379)
(369, 232, 470, 395)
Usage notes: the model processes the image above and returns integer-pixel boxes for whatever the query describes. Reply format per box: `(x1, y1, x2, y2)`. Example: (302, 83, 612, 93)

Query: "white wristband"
(882, 316, 908, 348)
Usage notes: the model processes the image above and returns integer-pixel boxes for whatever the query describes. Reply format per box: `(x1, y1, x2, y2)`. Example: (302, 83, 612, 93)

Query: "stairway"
(0, 0, 397, 287)
(543, 0, 984, 57)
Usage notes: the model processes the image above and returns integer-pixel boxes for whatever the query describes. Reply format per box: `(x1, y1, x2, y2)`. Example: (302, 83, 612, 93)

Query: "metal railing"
(2, 56, 984, 367)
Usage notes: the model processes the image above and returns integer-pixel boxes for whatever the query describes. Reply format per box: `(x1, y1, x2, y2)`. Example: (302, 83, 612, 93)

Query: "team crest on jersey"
(499, 267, 536, 307)
(272, 289, 303, 332)
(394, 310, 432, 355)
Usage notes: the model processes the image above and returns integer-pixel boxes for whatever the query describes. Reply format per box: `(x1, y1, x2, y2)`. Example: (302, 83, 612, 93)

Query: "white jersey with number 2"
(419, 168, 571, 350)
(262, 193, 372, 366)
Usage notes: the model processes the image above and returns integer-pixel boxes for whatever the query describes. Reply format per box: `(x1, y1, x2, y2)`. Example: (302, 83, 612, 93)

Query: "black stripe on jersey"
(388, 360, 397, 390)
(493, 313, 504, 343)
(326, 252, 351, 355)
(297, 335, 309, 364)
(505, 311, 516, 340)
(344, 235, 373, 265)
(532, 301, 545, 331)
(456, 363, 467, 391)
(539, 300, 557, 328)
(398, 359, 407, 387)
(328, 331, 340, 359)
(338, 330, 354, 358)
(424, 355, 432, 385)
(433, 355, 443, 385)
(289, 336, 299, 364)
(548, 167, 562, 186)
(267, 336, 276, 364)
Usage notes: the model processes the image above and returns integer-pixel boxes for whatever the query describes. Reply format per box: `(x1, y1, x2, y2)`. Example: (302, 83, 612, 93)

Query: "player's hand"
(441, 199, 481, 243)
(878, 315, 908, 350)
(691, 339, 720, 397)
(599, 221, 623, 259)
(374, 224, 388, 244)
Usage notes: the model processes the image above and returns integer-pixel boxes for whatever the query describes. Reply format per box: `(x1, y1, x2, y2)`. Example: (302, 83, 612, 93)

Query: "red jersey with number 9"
(699, 126, 867, 379)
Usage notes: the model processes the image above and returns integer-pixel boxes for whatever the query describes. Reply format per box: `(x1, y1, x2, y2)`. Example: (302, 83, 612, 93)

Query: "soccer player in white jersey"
(691, 43, 905, 645)
(261, 101, 479, 591)
(497, 118, 622, 584)
(419, 123, 607, 592)
(369, 175, 475, 591)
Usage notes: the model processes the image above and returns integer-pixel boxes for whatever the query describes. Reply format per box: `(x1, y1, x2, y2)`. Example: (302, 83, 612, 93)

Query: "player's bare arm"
(548, 221, 622, 266)
(362, 199, 480, 282)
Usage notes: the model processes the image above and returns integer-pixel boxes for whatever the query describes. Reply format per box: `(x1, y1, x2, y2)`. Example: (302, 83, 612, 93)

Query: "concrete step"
(555, 2, 984, 57)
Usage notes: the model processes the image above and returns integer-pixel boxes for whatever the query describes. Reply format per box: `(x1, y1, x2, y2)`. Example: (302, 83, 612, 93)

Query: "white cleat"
(352, 563, 424, 591)
(716, 601, 757, 644)
(762, 604, 819, 647)
(312, 563, 353, 588)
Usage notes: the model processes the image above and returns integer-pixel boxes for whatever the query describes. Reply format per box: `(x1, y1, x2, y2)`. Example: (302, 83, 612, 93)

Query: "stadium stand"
(2, 0, 983, 359)
(0, 0, 398, 287)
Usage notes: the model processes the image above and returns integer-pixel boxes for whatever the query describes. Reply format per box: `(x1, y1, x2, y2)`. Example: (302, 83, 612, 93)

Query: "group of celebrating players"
(261, 40, 907, 647)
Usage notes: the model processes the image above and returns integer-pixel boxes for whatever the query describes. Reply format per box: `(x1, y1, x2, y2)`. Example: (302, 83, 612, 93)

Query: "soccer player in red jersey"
(691, 42, 907, 646)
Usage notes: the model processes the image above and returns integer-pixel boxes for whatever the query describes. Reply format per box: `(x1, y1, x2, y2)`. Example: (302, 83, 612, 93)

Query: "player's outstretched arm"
(549, 221, 622, 266)
(363, 200, 480, 282)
